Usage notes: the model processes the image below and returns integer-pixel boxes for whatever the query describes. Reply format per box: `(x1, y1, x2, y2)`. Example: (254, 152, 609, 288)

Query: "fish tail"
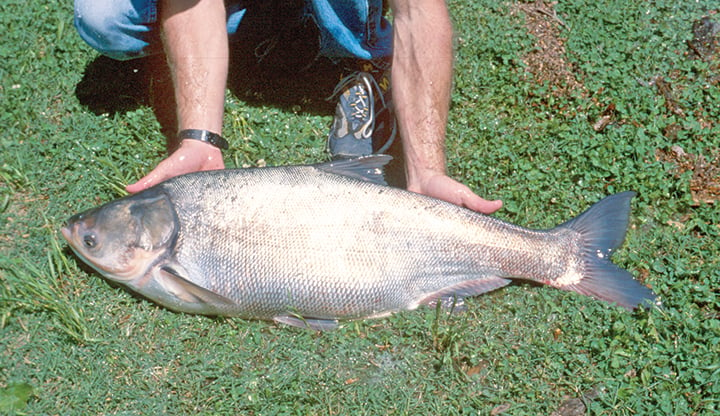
(554, 192, 656, 310)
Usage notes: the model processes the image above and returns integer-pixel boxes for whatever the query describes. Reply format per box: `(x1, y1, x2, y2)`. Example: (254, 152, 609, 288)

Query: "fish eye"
(83, 234, 97, 249)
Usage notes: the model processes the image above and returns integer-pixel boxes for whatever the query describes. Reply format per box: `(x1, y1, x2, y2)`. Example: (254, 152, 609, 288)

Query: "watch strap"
(178, 129, 229, 150)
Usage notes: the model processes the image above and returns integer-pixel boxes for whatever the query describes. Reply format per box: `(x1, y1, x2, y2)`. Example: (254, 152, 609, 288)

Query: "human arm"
(389, 0, 502, 214)
(126, 0, 228, 193)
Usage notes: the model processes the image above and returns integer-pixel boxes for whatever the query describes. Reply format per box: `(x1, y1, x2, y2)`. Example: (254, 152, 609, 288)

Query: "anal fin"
(418, 276, 512, 306)
(273, 315, 340, 331)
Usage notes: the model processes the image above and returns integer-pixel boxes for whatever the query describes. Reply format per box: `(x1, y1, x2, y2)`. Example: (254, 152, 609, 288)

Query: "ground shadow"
(75, 54, 178, 143)
(74, 47, 342, 137)
(74, 49, 343, 145)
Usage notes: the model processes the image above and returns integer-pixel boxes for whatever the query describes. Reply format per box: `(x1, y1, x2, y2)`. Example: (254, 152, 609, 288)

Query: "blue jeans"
(74, 0, 393, 62)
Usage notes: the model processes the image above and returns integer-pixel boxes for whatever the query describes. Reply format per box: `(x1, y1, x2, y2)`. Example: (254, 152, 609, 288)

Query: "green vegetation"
(1, 0, 718, 414)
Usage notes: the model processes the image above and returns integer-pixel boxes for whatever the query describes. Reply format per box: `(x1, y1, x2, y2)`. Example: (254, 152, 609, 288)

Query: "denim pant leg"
(73, 0, 249, 61)
(308, 0, 392, 61)
(74, 0, 162, 61)
(74, 0, 391, 62)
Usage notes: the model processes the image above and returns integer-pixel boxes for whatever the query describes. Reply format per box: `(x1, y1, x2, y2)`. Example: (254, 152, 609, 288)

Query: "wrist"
(178, 137, 224, 158)
(402, 142, 448, 193)
(405, 166, 446, 194)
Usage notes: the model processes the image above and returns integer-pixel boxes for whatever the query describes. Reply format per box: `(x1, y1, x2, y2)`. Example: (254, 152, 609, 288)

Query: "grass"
(1, 0, 719, 414)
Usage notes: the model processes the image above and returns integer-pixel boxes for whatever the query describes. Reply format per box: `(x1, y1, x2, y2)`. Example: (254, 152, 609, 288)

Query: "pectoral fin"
(157, 267, 237, 309)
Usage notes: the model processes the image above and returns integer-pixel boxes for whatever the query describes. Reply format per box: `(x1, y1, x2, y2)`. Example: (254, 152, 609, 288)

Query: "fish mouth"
(60, 224, 72, 243)
(60, 221, 89, 260)
(60, 222, 85, 259)
(60, 218, 81, 245)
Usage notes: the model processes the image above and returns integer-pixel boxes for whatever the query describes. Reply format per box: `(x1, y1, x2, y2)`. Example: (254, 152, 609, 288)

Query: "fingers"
(451, 183, 502, 214)
(417, 174, 503, 215)
(464, 195, 503, 215)
(126, 140, 224, 193)
(126, 174, 159, 194)
(125, 155, 178, 193)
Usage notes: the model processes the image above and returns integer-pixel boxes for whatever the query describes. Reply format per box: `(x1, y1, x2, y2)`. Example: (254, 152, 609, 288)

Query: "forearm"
(390, 0, 454, 192)
(124, 0, 227, 193)
(161, 0, 228, 136)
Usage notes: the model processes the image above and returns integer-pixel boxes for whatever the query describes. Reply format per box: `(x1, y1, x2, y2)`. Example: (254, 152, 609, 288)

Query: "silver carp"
(61, 156, 655, 330)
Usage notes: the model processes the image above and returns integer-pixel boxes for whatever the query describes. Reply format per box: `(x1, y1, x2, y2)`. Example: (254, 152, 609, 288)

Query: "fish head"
(61, 190, 178, 283)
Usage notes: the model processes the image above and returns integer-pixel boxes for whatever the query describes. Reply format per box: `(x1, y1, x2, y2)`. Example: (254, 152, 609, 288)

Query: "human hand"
(409, 173, 502, 215)
(125, 139, 225, 193)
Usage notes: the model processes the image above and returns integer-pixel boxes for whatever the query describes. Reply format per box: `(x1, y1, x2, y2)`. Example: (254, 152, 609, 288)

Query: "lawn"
(1, 0, 719, 414)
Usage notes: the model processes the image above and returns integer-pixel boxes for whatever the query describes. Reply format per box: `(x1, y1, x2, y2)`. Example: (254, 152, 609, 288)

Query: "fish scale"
(167, 167, 510, 316)
(62, 156, 656, 330)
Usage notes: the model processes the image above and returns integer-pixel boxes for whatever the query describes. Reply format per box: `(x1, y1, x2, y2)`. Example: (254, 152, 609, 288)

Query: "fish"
(61, 155, 656, 330)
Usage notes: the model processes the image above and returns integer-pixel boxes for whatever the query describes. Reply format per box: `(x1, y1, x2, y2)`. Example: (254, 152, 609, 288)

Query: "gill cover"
(129, 190, 178, 251)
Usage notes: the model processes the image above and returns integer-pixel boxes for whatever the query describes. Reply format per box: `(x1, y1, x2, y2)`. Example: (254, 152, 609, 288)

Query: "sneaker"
(327, 68, 396, 159)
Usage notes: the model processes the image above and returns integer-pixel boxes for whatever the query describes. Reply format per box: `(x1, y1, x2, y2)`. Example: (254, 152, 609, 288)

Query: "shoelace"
(329, 72, 396, 151)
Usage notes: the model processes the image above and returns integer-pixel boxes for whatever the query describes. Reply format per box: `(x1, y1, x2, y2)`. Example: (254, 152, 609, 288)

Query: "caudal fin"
(555, 192, 656, 310)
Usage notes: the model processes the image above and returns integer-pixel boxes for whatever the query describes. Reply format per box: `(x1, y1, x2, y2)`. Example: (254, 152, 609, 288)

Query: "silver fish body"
(62, 156, 655, 329)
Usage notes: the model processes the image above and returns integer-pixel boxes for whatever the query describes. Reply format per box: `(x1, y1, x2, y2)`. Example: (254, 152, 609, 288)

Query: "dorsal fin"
(315, 155, 392, 185)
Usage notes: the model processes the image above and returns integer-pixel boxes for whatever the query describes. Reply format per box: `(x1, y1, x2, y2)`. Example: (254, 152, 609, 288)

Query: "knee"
(74, 0, 155, 60)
